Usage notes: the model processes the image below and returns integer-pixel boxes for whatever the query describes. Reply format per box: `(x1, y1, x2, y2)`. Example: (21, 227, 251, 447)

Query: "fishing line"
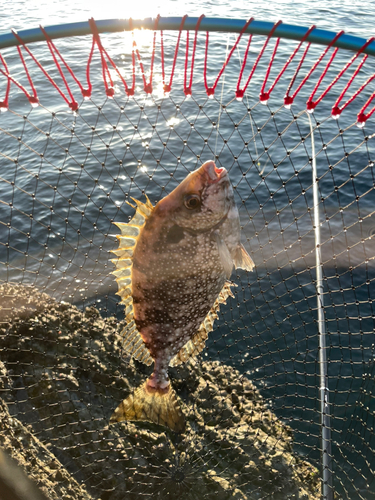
(235, 42, 264, 174)
(214, 33, 230, 158)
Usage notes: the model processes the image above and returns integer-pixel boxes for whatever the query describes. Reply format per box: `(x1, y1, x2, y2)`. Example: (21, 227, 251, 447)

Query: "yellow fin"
(110, 382, 185, 433)
(119, 323, 153, 366)
(111, 258, 132, 272)
(116, 236, 137, 248)
(111, 248, 134, 258)
(111, 196, 154, 365)
(170, 281, 236, 367)
(114, 224, 140, 238)
(130, 197, 153, 218)
(117, 287, 132, 300)
(112, 268, 131, 279)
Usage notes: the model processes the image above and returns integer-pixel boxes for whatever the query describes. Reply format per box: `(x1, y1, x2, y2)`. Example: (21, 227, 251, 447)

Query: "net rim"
(0, 16, 374, 56)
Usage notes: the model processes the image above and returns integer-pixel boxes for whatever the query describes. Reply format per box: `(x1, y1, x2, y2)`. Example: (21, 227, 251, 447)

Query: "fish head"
(157, 161, 234, 231)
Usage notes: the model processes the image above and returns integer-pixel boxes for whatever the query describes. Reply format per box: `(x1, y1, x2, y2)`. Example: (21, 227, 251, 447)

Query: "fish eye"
(184, 194, 201, 210)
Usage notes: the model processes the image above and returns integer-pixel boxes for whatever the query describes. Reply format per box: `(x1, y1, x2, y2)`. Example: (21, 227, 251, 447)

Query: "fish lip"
(203, 161, 228, 183)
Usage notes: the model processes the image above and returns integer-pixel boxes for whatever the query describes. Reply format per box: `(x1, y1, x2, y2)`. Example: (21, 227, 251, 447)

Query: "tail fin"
(110, 382, 185, 433)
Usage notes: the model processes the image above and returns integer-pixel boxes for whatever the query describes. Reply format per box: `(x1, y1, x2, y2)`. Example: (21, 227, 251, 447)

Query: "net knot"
(69, 101, 79, 111)
(306, 100, 317, 112)
(184, 87, 192, 97)
(235, 89, 244, 101)
(106, 88, 115, 98)
(28, 95, 39, 107)
(126, 88, 135, 96)
(259, 91, 270, 104)
(206, 87, 215, 97)
(81, 88, 91, 99)
(284, 95, 294, 107)
(163, 84, 171, 94)
(357, 112, 367, 126)
(144, 83, 153, 94)
(331, 105, 342, 119)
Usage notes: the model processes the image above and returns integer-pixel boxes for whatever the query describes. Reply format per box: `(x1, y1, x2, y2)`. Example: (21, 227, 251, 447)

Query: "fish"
(109, 160, 254, 432)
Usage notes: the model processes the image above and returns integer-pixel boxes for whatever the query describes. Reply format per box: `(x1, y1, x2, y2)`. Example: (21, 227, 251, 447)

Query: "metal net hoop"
(0, 16, 374, 500)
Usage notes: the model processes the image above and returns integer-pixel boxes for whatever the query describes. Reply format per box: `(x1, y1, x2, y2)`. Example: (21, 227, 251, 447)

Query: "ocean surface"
(0, 1, 375, 499)
(0, 0, 373, 38)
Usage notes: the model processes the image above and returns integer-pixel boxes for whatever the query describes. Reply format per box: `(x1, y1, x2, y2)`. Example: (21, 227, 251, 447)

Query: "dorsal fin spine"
(111, 199, 154, 367)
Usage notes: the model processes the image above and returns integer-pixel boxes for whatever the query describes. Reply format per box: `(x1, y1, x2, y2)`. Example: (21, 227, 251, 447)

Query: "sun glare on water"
(105, 28, 167, 100)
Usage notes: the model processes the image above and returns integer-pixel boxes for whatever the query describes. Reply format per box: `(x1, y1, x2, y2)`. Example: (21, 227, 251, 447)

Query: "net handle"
(0, 17, 375, 56)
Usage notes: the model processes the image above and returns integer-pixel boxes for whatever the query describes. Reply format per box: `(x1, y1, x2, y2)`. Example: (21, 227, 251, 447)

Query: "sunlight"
(105, 28, 167, 100)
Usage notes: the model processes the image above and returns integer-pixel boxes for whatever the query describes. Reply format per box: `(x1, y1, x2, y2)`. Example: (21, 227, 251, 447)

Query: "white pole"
(308, 113, 333, 500)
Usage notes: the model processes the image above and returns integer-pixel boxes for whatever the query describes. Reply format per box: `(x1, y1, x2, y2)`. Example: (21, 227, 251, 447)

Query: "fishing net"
(0, 16, 374, 500)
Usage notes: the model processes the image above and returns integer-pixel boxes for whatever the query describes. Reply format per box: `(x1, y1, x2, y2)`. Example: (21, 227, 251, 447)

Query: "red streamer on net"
(283, 30, 344, 108)
(357, 89, 375, 126)
(161, 15, 188, 95)
(123, 19, 136, 97)
(203, 17, 254, 98)
(11, 28, 92, 110)
(88, 18, 133, 98)
(184, 15, 205, 96)
(327, 37, 375, 124)
(258, 25, 316, 104)
(10, 30, 41, 107)
(1, 15, 374, 122)
(283, 42, 311, 107)
(39, 25, 90, 111)
(306, 31, 346, 111)
(235, 20, 282, 101)
(130, 15, 160, 94)
(0, 54, 15, 110)
(0, 54, 39, 108)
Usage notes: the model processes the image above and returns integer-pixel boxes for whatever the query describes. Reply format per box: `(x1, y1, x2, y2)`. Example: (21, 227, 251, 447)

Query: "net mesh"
(0, 21, 374, 500)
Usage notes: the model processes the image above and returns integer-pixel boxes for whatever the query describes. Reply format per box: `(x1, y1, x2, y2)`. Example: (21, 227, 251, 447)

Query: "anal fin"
(170, 281, 236, 367)
(119, 323, 153, 366)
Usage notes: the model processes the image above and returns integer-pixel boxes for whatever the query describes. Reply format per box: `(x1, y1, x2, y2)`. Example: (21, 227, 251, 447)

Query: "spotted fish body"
(110, 161, 254, 432)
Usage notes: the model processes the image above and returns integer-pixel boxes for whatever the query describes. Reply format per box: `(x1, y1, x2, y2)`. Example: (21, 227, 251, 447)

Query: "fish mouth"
(202, 161, 228, 183)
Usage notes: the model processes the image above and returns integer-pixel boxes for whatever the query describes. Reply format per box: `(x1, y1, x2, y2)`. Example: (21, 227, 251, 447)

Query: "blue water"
(0, 0, 373, 38)
(1, 1, 375, 499)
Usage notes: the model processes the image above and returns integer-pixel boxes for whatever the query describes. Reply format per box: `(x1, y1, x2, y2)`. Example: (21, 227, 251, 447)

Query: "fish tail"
(109, 381, 185, 433)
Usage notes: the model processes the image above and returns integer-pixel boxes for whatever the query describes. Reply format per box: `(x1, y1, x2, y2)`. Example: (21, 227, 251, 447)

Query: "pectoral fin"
(213, 231, 233, 279)
(233, 244, 255, 271)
